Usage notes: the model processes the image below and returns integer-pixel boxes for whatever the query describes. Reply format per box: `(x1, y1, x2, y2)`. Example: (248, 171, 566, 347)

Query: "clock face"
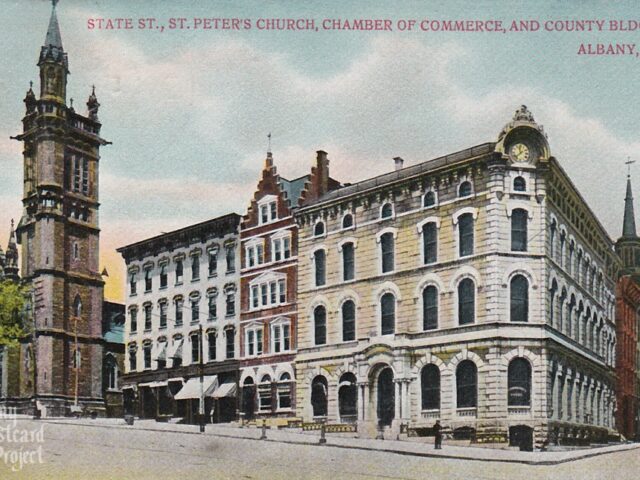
(510, 143, 530, 162)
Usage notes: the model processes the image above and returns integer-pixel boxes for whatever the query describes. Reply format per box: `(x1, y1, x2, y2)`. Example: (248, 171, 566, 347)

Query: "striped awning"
(211, 382, 237, 398)
(174, 375, 218, 400)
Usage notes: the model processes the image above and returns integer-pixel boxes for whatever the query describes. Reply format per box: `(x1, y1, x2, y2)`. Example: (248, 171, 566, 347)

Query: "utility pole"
(74, 315, 79, 407)
(199, 324, 205, 433)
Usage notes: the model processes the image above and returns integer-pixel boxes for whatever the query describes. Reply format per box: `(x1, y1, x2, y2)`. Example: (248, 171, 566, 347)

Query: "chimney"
(316, 150, 329, 194)
(394, 157, 404, 171)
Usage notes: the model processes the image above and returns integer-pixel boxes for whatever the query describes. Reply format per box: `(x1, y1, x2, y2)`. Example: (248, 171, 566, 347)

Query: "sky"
(1, 0, 640, 302)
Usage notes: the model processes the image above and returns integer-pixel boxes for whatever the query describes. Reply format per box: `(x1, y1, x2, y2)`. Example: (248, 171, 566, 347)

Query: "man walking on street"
(433, 420, 442, 449)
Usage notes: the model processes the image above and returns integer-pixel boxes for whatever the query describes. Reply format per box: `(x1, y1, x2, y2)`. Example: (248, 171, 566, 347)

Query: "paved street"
(0, 419, 639, 480)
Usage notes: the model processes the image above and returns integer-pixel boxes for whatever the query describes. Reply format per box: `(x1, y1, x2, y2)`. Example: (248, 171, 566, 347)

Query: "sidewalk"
(37, 417, 640, 466)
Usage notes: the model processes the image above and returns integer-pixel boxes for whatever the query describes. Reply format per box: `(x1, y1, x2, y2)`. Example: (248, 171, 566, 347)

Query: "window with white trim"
(250, 274, 286, 310)
(271, 320, 291, 353)
(258, 196, 278, 225)
(258, 375, 273, 411)
(272, 234, 291, 262)
(245, 240, 265, 268)
(245, 326, 263, 357)
(314, 249, 326, 286)
(342, 242, 355, 281)
(277, 372, 292, 409)
(380, 232, 394, 273)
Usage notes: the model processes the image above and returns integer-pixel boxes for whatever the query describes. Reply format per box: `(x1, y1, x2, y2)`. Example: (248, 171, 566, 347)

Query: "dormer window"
(258, 195, 278, 225)
(459, 181, 472, 198)
(513, 176, 526, 192)
(380, 203, 394, 219)
(314, 221, 325, 237)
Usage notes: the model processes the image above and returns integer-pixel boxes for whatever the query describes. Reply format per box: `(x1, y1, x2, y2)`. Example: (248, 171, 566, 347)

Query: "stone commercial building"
(293, 106, 618, 449)
(118, 214, 241, 423)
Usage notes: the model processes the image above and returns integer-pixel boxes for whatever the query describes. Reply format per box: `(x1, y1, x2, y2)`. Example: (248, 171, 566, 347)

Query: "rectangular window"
(144, 305, 152, 331)
(273, 239, 282, 262)
(260, 205, 269, 224)
(81, 158, 89, 195)
(129, 274, 137, 296)
(511, 209, 528, 252)
(191, 299, 200, 323)
(314, 250, 326, 286)
(247, 330, 255, 356)
(459, 213, 474, 257)
(342, 243, 355, 281)
(73, 155, 81, 192)
(261, 284, 268, 306)
(272, 324, 291, 353)
(256, 329, 263, 355)
(269, 281, 277, 305)
(226, 293, 235, 316)
(143, 346, 151, 370)
(175, 299, 183, 326)
(278, 279, 286, 304)
(145, 269, 152, 292)
(256, 244, 264, 264)
(130, 309, 137, 333)
(225, 328, 236, 358)
(208, 252, 217, 276)
(423, 223, 438, 264)
(259, 385, 272, 411)
(175, 260, 184, 284)
(283, 324, 290, 351)
(191, 334, 200, 363)
(159, 302, 167, 328)
(208, 296, 217, 320)
(270, 201, 277, 221)
(251, 286, 259, 309)
(283, 237, 291, 259)
(159, 265, 168, 288)
(226, 247, 235, 273)
(191, 255, 200, 281)
(208, 332, 216, 361)
(381, 233, 394, 273)
(273, 325, 281, 353)
(129, 350, 137, 372)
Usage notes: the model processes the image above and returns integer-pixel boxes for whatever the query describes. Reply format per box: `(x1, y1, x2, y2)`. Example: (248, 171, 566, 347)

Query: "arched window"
(510, 275, 529, 322)
(458, 213, 474, 256)
(421, 364, 440, 410)
(380, 292, 395, 335)
(314, 306, 327, 345)
(423, 191, 436, 208)
(311, 376, 328, 417)
(456, 360, 477, 408)
(338, 372, 357, 421)
(422, 286, 438, 330)
(508, 358, 531, 406)
(511, 209, 528, 252)
(381, 203, 393, 219)
(513, 176, 526, 192)
(342, 214, 354, 229)
(105, 355, 118, 390)
(459, 181, 472, 197)
(549, 279, 558, 326)
(314, 249, 326, 286)
(341, 300, 356, 342)
(422, 222, 437, 264)
(380, 232, 394, 273)
(342, 242, 355, 281)
(73, 295, 82, 317)
(314, 221, 325, 237)
(278, 372, 292, 409)
(550, 219, 557, 260)
(458, 278, 475, 325)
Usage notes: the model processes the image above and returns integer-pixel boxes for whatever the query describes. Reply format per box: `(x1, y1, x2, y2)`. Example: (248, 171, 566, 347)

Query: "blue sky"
(1, 0, 640, 300)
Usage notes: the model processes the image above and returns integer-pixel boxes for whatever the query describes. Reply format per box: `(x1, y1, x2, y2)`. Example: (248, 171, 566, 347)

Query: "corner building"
(294, 106, 618, 448)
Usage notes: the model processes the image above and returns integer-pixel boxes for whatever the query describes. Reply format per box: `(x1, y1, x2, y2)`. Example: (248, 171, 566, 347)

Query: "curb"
(38, 419, 640, 466)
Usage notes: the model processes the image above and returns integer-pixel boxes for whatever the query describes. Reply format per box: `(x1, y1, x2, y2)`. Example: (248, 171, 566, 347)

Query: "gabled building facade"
(294, 106, 618, 449)
(118, 214, 241, 423)
(238, 151, 339, 421)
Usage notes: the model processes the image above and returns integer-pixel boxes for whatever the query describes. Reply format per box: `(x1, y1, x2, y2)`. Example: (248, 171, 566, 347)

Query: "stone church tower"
(12, 1, 109, 415)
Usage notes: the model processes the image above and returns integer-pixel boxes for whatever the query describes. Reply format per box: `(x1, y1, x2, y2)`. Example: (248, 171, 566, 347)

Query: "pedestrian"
(433, 420, 442, 449)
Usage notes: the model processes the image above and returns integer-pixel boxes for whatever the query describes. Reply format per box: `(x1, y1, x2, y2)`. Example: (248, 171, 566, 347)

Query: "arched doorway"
(311, 376, 328, 418)
(242, 377, 256, 420)
(377, 367, 395, 426)
(338, 373, 357, 423)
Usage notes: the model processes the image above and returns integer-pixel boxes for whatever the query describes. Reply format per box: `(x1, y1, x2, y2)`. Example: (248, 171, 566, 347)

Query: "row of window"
(128, 328, 236, 372)
(129, 247, 236, 296)
(310, 176, 529, 238)
(245, 321, 292, 357)
(245, 234, 292, 268)
(312, 210, 529, 287)
(129, 291, 236, 333)
(242, 373, 293, 412)
(311, 275, 530, 345)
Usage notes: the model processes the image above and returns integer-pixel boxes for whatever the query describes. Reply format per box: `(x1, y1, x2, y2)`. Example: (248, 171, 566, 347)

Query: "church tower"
(13, 1, 109, 415)
(616, 171, 640, 275)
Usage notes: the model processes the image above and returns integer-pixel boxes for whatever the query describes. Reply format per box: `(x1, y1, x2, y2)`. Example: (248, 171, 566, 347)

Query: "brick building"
(238, 151, 339, 421)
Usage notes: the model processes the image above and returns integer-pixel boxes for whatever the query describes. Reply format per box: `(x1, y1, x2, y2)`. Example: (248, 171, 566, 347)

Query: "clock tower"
(13, 1, 110, 415)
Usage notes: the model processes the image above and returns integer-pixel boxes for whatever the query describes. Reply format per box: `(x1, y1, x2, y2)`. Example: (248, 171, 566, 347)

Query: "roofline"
(116, 212, 241, 255)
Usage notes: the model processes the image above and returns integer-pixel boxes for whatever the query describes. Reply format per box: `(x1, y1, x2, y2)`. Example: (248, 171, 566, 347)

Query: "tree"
(0, 280, 31, 346)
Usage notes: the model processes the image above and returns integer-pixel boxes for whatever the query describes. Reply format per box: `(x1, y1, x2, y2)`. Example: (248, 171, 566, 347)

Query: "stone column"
(357, 382, 368, 421)
(403, 381, 410, 421)
(394, 381, 401, 420)
(363, 383, 370, 421)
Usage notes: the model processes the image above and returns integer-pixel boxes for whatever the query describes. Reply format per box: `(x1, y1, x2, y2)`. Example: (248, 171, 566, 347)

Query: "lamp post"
(198, 324, 205, 433)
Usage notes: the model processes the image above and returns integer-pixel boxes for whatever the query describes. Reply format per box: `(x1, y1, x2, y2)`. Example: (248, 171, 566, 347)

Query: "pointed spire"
(623, 165, 638, 238)
(44, 0, 63, 50)
(87, 85, 100, 121)
(264, 133, 273, 168)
